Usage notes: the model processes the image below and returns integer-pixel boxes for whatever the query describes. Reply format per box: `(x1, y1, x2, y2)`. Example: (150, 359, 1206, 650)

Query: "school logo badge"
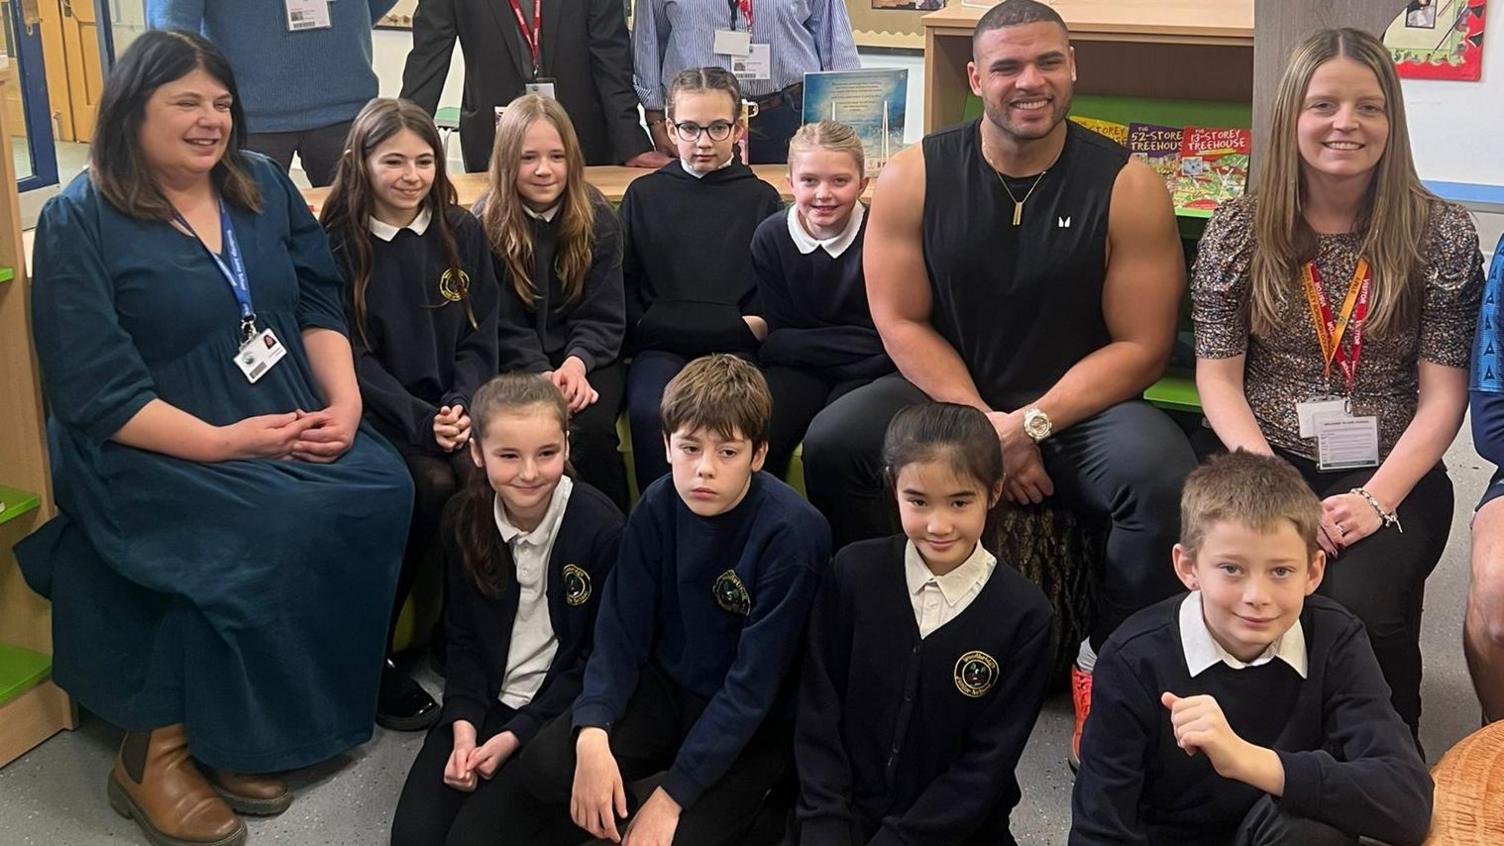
(954, 650, 999, 698)
(712, 569, 752, 616)
(438, 267, 471, 302)
(562, 564, 591, 606)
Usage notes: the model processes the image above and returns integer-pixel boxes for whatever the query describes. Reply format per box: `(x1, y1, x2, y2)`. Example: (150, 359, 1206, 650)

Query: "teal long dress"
(16, 154, 414, 773)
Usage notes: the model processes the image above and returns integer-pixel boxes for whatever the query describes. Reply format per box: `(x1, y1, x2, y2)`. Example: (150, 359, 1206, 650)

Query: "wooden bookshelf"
(0, 68, 75, 768)
(921, 0, 1254, 133)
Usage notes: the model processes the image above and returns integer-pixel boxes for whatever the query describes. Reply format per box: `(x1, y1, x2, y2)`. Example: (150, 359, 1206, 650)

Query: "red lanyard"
(1301, 257, 1371, 394)
(507, 0, 543, 77)
(728, 0, 752, 29)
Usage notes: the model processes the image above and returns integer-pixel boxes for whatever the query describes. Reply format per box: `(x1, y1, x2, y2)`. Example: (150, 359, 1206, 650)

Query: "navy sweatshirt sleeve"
(503, 494, 625, 745)
(437, 503, 496, 731)
(661, 509, 829, 809)
(1069, 638, 1157, 846)
(739, 188, 784, 318)
(443, 213, 501, 410)
(794, 558, 861, 845)
(563, 202, 627, 373)
(1274, 619, 1433, 846)
(352, 328, 440, 450)
(572, 501, 664, 732)
(619, 186, 650, 336)
(872, 606, 1055, 846)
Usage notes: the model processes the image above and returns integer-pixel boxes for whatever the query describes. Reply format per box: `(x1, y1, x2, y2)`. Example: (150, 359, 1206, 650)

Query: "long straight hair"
(91, 29, 261, 218)
(1250, 28, 1433, 340)
(481, 94, 600, 309)
(319, 97, 466, 345)
(454, 374, 572, 597)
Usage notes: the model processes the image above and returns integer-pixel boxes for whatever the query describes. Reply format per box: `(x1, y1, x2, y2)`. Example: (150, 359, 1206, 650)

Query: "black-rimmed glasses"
(670, 120, 735, 142)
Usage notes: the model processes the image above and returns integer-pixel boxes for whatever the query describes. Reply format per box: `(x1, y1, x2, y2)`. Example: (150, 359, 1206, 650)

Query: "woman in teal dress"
(16, 30, 412, 846)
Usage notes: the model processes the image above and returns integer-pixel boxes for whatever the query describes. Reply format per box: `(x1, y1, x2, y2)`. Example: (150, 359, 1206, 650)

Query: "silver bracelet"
(1350, 487, 1403, 534)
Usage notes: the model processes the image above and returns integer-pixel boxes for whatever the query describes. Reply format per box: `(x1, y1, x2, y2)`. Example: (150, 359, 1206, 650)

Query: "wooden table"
(302, 164, 876, 216)
(922, 0, 1254, 132)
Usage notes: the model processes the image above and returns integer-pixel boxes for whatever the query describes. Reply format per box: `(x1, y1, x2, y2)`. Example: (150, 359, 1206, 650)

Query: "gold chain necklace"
(986, 135, 1065, 226)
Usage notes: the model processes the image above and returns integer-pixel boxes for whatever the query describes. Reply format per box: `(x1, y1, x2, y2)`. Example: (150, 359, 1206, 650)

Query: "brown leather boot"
(107, 725, 246, 846)
(203, 768, 293, 816)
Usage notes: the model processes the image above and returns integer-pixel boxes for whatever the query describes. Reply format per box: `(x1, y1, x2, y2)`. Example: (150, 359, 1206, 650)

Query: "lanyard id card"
(730, 44, 771, 80)
(1296, 396, 1349, 439)
(285, 0, 332, 31)
(174, 199, 285, 383)
(713, 30, 753, 56)
(235, 328, 287, 384)
(525, 78, 557, 100)
(1315, 414, 1380, 471)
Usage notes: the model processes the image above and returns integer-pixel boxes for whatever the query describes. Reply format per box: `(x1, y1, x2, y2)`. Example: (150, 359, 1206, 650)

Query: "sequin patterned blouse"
(1192, 195, 1483, 461)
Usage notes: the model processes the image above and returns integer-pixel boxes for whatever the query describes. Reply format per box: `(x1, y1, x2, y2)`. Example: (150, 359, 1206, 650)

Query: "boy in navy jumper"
(491, 354, 832, 846)
(1070, 451, 1432, 846)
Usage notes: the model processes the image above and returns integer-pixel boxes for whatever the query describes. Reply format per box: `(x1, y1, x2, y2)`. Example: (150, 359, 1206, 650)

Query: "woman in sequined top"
(1191, 28, 1483, 740)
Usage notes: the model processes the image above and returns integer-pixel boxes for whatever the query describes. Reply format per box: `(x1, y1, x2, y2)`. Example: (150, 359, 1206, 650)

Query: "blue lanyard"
(174, 196, 257, 342)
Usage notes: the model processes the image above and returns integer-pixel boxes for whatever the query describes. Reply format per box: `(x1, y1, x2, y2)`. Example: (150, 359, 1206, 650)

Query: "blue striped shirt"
(633, 0, 860, 109)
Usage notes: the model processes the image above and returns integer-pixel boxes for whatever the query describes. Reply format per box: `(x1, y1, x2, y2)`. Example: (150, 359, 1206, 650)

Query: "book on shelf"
(1127, 122, 1182, 194)
(1069, 115, 1127, 146)
(802, 68, 909, 176)
(1173, 127, 1250, 212)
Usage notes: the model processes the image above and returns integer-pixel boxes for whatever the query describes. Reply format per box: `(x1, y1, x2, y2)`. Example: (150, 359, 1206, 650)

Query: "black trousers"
(1284, 450, 1451, 739)
(625, 350, 689, 488)
(747, 97, 801, 165)
(246, 119, 352, 187)
(390, 449, 474, 649)
(448, 663, 793, 846)
(390, 702, 519, 846)
(762, 366, 870, 481)
(1234, 795, 1356, 846)
(564, 358, 629, 513)
(803, 373, 1196, 648)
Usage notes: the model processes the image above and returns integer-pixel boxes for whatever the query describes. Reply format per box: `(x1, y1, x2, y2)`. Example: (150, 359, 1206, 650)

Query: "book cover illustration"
(1069, 115, 1128, 146)
(1172, 127, 1251, 213)
(1127, 122, 1182, 194)
(802, 68, 909, 175)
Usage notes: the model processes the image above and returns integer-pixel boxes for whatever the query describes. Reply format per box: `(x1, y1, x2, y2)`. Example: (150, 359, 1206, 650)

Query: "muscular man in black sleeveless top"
(801, 0, 1197, 765)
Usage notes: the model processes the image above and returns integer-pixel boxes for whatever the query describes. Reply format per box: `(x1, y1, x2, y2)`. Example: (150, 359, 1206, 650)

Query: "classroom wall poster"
(1385, 0, 1488, 81)
(802, 68, 909, 175)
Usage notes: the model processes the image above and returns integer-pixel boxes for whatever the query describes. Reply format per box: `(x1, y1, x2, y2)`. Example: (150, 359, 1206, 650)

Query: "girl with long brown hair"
(480, 94, 631, 510)
(1192, 27, 1484, 740)
(321, 97, 501, 731)
(389, 373, 623, 845)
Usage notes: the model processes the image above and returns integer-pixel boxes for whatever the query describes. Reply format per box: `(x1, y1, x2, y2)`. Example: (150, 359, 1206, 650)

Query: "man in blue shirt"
(148, 0, 397, 186)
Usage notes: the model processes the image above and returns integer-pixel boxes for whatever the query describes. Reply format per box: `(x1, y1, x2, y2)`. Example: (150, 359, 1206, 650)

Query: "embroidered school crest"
(712, 570, 751, 616)
(954, 650, 999, 698)
(438, 267, 471, 302)
(562, 564, 591, 606)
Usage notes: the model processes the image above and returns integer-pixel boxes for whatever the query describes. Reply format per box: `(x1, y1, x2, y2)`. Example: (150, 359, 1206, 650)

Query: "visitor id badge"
(731, 44, 772, 81)
(713, 29, 753, 57)
(525, 79, 557, 100)
(1296, 397, 1349, 439)
(285, 0, 332, 31)
(1316, 415, 1380, 471)
(234, 328, 287, 384)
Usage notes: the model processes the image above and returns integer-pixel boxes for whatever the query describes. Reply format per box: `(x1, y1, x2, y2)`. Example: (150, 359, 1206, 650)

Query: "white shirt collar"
(680, 156, 736, 179)
(787, 202, 865, 258)
(493, 476, 574, 547)
(1179, 591, 1308, 679)
(368, 206, 432, 242)
(903, 540, 997, 607)
(523, 203, 560, 222)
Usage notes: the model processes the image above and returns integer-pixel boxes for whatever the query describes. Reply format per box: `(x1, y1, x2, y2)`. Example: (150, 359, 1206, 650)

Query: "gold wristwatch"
(1023, 407, 1053, 443)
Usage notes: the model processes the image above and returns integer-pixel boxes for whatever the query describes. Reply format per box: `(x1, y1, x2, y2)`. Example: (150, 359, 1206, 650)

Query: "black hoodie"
(619, 159, 782, 356)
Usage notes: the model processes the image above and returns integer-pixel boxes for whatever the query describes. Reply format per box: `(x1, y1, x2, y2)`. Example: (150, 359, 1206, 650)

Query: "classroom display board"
(1387, 0, 1488, 81)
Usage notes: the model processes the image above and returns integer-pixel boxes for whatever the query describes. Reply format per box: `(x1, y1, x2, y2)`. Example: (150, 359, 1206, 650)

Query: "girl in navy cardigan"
(751, 120, 893, 478)
(389, 373, 624, 846)
(480, 94, 631, 511)
(321, 97, 500, 731)
(794, 403, 1055, 846)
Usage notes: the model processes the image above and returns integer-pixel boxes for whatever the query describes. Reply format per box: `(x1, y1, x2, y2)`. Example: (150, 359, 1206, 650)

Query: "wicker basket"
(1425, 721, 1504, 844)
